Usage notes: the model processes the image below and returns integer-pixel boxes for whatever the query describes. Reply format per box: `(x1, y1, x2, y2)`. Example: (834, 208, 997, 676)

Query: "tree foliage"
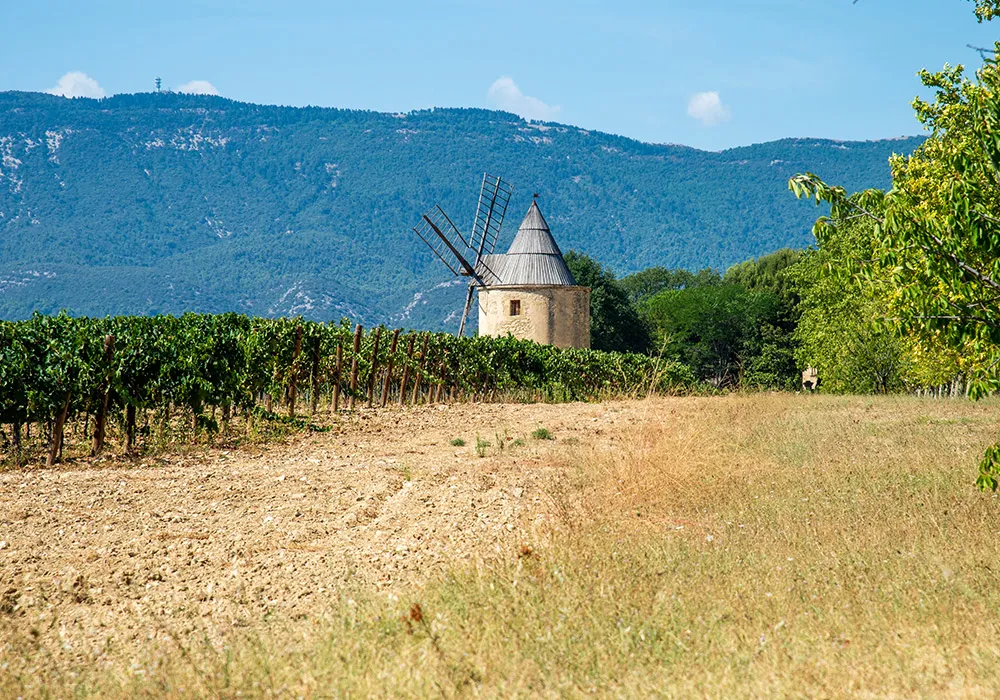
(628, 250, 802, 390)
(787, 207, 903, 393)
(641, 285, 770, 388)
(790, 52, 1000, 398)
(723, 248, 800, 306)
(564, 251, 651, 354)
(788, 196, 963, 394)
(618, 267, 721, 304)
(971, 0, 1000, 21)
(790, 40, 1000, 486)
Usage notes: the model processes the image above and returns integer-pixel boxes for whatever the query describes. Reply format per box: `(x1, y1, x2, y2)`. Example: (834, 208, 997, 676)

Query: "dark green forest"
(566, 249, 802, 391)
(0, 91, 921, 328)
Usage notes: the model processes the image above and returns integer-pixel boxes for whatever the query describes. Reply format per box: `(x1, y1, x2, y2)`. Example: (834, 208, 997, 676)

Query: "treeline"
(580, 1, 999, 402)
(566, 250, 802, 391)
(567, 240, 965, 395)
(0, 313, 694, 464)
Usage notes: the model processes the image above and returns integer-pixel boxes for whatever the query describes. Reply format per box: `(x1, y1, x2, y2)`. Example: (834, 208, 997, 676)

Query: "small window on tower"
(509, 299, 521, 316)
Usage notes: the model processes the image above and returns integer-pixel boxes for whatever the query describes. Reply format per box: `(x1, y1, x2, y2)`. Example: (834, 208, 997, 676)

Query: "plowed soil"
(0, 400, 637, 668)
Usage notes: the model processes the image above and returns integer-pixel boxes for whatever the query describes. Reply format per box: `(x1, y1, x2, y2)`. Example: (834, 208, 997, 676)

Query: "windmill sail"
(409, 173, 512, 338)
(469, 174, 513, 261)
(413, 205, 475, 277)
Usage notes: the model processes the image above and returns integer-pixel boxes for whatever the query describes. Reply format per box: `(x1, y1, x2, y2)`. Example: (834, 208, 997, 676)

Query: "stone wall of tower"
(477, 285, 591, 349)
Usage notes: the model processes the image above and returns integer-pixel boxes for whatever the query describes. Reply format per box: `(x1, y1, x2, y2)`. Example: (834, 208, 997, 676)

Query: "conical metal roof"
(475, 201, 577, 286)
(507, 201, 564, 256)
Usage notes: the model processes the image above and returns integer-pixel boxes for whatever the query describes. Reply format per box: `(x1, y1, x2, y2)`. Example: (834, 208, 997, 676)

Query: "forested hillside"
(0, 91, 923, 328)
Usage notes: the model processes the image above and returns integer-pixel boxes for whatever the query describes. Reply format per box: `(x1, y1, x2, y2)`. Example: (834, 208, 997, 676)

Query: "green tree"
(790, 57, 1000, 391)
(723, 249, 800, 303)
(787, 207, 901, 393)
(724, 249, 802, 389)
(564, 251, 652, 354)
(787, 198, 961, 394)
(619, 267, 721, 304)
(790, 41, 1000, 485)
(971, 0, 999, 21)
(641, 283, 790, 389)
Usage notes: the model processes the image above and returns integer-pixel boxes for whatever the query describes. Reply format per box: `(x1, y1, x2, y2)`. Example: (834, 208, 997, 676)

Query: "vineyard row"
(0, 313, 695, 465)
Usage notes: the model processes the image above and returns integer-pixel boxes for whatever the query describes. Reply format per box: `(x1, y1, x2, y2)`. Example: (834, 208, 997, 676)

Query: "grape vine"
(0, 312, 695, 464)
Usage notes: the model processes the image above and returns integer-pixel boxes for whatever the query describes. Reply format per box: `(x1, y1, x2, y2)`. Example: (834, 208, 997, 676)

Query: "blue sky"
(3, 0, 996, 150)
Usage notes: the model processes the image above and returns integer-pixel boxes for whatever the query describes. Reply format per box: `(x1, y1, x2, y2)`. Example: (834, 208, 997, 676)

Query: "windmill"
(412, 173, 514, 336)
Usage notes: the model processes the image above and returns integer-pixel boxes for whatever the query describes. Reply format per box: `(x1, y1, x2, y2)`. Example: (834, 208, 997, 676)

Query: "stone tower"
(476, 201, 591, 348)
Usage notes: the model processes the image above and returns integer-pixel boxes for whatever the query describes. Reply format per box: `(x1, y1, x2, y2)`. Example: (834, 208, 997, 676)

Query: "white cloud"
(488, 77, 558, 121)
(177, 80, 220, 96)
(687, 91, 731, 127)
(45, 72, 106, 99)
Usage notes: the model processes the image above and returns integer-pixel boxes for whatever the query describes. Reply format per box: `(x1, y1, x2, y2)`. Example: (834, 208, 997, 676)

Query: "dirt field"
(0, 401, 629, 671)
(5, 395, 1000, 697)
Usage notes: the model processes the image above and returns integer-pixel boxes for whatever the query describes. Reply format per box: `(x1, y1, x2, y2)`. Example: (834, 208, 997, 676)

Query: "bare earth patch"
(0, 401, 631, 669)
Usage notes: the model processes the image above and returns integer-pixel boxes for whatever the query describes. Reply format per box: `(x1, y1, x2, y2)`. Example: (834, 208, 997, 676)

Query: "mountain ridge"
(0, 90, 923, 151)
(0, 90, 924, 328)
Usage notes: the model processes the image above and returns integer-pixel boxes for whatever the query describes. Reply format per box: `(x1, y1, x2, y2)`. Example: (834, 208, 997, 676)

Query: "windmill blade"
(457, 284, 476, 338)
(469, 173, 513, 261)
(413, 205, 476, 277)
(472, 256, 503, 286)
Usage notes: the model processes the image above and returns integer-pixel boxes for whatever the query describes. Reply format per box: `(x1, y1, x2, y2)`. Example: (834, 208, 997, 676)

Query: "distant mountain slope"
(0, 91, 923, 328)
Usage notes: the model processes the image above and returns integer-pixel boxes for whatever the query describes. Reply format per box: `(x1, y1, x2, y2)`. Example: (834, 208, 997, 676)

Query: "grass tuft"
(531, 427, 554, 440)
(475, 436, 491, 458)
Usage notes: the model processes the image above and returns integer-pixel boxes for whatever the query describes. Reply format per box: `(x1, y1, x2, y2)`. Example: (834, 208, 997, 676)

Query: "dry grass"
(4, 394, 1000, 698)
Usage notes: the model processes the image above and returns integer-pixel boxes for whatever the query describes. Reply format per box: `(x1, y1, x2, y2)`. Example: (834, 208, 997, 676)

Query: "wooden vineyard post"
(288, 324, 303, 418)
(430, 360, 439, 404)
(380, 328, 401, 407)
(124, 404, 136, 455)
(366, 327, 382, 407)
(434, 358, 447, 403)
(411, 334, 430, 406)
(159, 404, 170, 441)
(332, 344, 343, 412)
(348, 324, 363, 410)
(310, 336, 321, 416)
(11, 421, 22, 467)
(91, 334, 115, 456)
(434, 351, 449, 404)
(47, 393, 71, 467)
(398, 334, 416, 406)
